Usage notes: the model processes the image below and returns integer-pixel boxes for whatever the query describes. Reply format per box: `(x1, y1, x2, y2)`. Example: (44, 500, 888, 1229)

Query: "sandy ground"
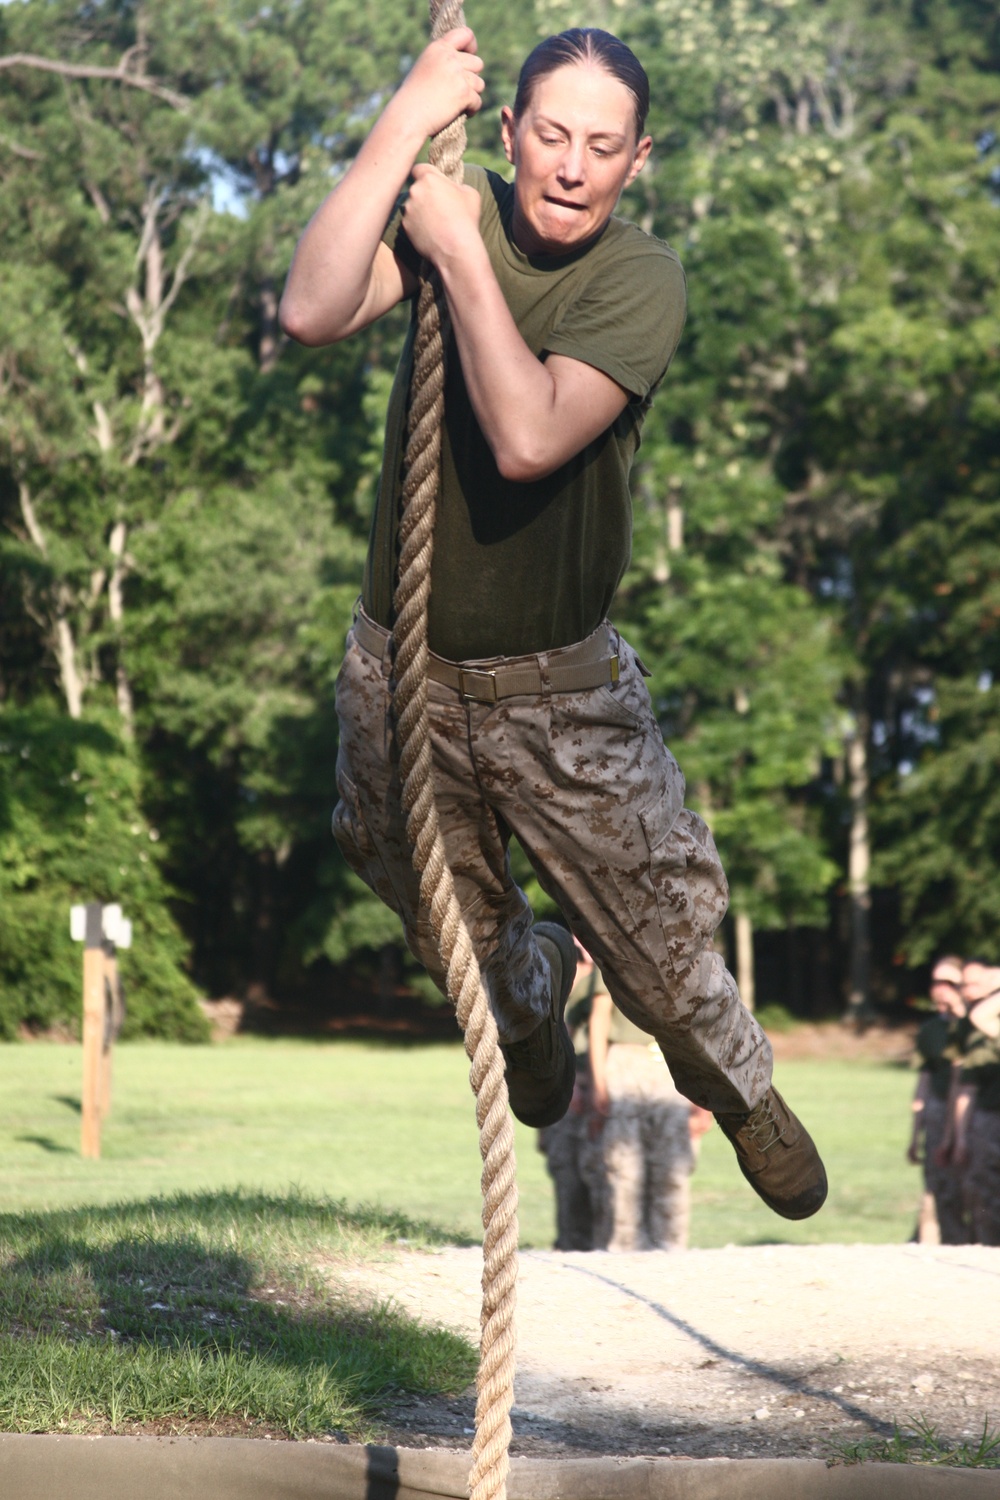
(334, 1243, 1000, 1461)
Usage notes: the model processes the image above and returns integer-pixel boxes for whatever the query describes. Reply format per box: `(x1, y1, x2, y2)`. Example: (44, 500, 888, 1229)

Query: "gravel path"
(336, 1243, 1000, 1461)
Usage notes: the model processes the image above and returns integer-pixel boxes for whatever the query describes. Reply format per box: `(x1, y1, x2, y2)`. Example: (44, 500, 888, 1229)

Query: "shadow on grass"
(1, 1188, 476, 1250)
(0, 1188, 477, 1438)
(14, 1135, 75, 1154)
(53, 1095, 82, 1114)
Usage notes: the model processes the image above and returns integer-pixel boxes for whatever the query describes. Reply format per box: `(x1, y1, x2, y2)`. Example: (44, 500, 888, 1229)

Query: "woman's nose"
(557, 143, 586, 183)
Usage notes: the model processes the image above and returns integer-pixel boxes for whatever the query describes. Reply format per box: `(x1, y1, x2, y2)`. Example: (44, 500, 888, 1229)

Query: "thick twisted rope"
(389, 5, 518, 1500)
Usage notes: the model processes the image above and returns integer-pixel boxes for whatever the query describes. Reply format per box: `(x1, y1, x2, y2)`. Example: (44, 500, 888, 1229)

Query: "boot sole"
(502, 923, 578, 1129)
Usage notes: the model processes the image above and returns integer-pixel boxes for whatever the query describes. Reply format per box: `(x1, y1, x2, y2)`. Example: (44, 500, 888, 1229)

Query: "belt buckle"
(458, 667, 498, 704)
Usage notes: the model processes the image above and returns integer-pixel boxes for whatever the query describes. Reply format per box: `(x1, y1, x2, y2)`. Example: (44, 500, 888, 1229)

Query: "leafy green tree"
(0, 0, 539, 1017)
(3, 0, 998, 1029)
(610, 0, 1000, 997)
(581, 0, 852, 998)
(0, 703, 206, 1039)
(781, 0, 1000, 966)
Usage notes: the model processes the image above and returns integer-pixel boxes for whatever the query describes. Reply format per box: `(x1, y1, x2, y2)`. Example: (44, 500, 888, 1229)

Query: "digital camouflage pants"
(537, 1087, 594, 1251)
(922, 1093, 970, 1244)
(967, 1106, 1000, 1246)
(579, 1043, 695, 1251)
(332, 614, 772, 1115)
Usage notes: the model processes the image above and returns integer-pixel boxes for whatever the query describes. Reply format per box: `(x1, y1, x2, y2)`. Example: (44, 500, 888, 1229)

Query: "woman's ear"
(624, 133, 654, 187)
(500, 104, 517, 166)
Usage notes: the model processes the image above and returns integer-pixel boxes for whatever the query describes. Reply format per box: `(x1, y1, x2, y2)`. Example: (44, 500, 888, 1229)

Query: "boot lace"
(743, 1096, 786, 1153)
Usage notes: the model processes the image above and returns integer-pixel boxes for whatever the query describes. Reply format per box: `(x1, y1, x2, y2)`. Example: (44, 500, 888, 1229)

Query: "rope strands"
(389, 5, 518, 1500)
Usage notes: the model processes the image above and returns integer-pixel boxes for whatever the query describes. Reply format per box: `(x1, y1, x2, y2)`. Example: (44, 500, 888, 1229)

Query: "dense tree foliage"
(0, 0, 997, 1034)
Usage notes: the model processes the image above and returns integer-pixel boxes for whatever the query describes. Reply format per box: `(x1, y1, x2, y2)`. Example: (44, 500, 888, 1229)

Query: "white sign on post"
(71, 901, 131, 1158)
(71, 904, 131, 947)
(101, 904, 123, 944)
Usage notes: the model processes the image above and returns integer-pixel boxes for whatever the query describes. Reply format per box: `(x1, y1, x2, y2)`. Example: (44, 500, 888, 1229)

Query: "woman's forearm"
(279, 106, 422, 345)
(280, 28, 484, 346)
(953, 1085, 974, 1153)
(970, 993, 1000, 1039)
(588, 990, 612, 1099)
(438, 243, 626, 480)
(399, 167, 627, 482)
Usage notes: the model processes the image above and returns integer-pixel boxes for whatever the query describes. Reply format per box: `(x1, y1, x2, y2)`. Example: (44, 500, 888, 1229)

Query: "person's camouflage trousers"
(966, 1105, 1000, 1246)
(580, 1043, 694, 1251)
(538, 1098, 593, 1251)
(333, 615, 772, 1114)
(922, 1094, 970, 1244)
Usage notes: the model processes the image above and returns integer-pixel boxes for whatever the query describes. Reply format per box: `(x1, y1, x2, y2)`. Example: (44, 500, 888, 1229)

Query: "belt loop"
(537, 650, 552, 698)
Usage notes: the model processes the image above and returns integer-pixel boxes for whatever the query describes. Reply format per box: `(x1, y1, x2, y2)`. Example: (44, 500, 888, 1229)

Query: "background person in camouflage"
(906, 955, 970, 1244)
(280, 25, 827, 1220)
(536, 967, 595, 1251)
(579, 945, 711, 1251)
(949, 961, 1000, 1246)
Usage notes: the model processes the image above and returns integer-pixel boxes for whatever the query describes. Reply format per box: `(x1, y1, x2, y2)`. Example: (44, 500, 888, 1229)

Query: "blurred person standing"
(578, 946, 706, 1251)
(536, 964, 597, 1250)
(950, 961, 1000, 1246)
(907, 955, 970, 1244)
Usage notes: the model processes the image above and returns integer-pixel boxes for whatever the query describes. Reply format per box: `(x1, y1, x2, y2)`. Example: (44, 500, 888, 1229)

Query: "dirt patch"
(768, 1022, 918, 1065)
(199, 1002, 920, 1057)
(335, 1243, 1000, 1463)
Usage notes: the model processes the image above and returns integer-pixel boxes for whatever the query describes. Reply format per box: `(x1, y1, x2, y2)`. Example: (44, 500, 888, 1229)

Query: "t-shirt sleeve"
(381, 194, 422, 281)
(543, 237, 687, 400)
(382, 164, 489, 287)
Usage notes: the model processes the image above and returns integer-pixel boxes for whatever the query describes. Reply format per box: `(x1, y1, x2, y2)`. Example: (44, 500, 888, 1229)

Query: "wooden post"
(735, 908, 756, 1014)
(81, 902, 104, 1159)
(100, 945, 118, 1119)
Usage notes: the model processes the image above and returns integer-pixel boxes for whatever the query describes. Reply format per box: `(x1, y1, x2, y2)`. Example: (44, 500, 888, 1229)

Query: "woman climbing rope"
(280, 24, 827, 1222)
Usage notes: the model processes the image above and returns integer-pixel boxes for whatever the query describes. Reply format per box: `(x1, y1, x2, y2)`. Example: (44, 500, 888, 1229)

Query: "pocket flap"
(638, 778, 684, 853)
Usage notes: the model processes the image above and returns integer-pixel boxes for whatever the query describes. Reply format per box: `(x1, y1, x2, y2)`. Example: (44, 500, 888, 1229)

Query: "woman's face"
(501, 62, 652, 257)
(930, 962, 965, 1015)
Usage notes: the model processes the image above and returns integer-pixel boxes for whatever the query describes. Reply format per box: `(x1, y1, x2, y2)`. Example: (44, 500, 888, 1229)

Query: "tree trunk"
(108, 519, 135, 738)
(258, 273, 282, 373)
(53, 615, 85, 720)
(735, 908, 756, 1012)
(18, 481, 85, 718)
(845, 716, 872, 1027)
(667, 495, 684, 554)
(786, 924, 803, 1013)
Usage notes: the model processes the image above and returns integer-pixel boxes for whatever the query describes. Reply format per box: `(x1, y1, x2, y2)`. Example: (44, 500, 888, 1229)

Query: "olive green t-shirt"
(362, 165, 686, 660)
(565, 966, 649, 1048)
(916, 1013, 955, 1102)
(952, 1015, 1000, 1112)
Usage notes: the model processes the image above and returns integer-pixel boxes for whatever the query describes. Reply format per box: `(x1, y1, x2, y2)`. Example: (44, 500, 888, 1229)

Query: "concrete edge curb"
(1, 1438, 998, 1499)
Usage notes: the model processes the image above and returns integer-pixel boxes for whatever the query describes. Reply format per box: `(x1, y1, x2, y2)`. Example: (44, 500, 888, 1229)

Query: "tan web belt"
(352, 608, 620, 705)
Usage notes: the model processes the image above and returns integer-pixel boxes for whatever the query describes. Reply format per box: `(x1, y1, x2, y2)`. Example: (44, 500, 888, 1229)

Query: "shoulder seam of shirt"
(558, 217, 686, 312)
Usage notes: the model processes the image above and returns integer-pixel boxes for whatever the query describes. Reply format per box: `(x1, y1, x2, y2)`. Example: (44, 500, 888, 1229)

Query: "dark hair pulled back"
(513, 28, 650, 141)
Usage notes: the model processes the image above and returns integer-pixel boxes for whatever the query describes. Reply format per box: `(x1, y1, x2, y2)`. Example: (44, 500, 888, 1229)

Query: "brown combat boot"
(500, 922, 577, 1129)
(715, 1086, 828, 1220)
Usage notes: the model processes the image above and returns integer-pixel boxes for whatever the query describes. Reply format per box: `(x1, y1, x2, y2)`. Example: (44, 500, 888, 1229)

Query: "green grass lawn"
(0, 1037, 926, 1439)
(0, 1189, 476, 1438)
(1, 1037, 920, 1247)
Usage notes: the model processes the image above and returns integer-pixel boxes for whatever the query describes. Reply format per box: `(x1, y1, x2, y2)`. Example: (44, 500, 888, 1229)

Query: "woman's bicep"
(492, 355, 628, 481)
(336, 244, 419, 339)
(286, 243, 417, 346)
(542, 354, 631, 464)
